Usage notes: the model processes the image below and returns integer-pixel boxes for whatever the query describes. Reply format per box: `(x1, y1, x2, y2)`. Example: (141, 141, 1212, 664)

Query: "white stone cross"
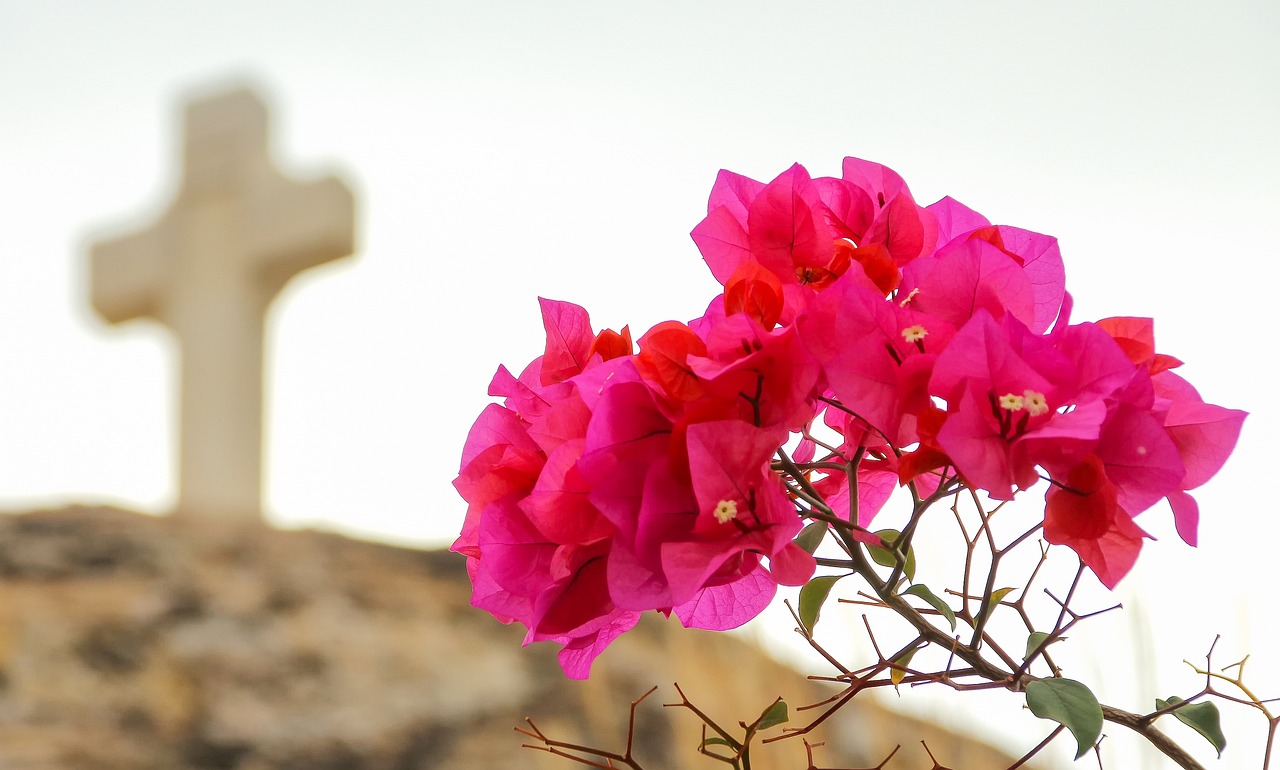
(89, 86, 355, 522)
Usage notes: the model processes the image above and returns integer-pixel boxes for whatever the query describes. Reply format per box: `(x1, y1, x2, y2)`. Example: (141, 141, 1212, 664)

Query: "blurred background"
(1, 1, 1276, 767)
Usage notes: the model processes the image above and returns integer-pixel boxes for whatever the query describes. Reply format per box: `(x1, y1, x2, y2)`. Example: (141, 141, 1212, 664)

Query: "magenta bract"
(454, 158, 1245, 677)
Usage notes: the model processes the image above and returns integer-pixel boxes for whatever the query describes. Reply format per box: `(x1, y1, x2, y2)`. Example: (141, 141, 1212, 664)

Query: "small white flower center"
(713, 499, 739, 524)
(901, 324, 928, 343)
(1023, 390, 1049, 416)
(999, 393, 1025, 411)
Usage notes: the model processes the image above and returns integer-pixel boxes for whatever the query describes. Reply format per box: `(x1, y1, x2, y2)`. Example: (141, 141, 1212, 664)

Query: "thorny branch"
(520, 406, 1264, 769)
(518, 686, 657, 769)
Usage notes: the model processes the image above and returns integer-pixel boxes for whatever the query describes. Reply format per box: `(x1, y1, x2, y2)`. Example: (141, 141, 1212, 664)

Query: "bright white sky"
(1, 2, 1277, 766)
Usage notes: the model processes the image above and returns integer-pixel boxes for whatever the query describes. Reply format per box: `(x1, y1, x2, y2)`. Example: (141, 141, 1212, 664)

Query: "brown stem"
(1101, 706, 1206, 769)
(849, 540, 1206, 769)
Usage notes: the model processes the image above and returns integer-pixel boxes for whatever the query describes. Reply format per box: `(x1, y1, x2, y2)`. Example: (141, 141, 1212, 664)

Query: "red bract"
(724, 260, 785, 329)
(635, 321, 708, 402)
(1097, 317, 1183, 375)
(1044, 454, 1150, 589)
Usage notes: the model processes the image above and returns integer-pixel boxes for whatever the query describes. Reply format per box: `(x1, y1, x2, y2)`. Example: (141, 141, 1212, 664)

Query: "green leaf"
(867, 529, 916, 581)
(701, 737, 734, 749)
(1156, 697, 1227, 758)
(903, 584, 956, 631)
(794, 520, 828, 555)
(798, 575, 845, 634)
(756, 700, 789, 731)
(981, 586, 1016, 619)
(890, 647, 918, 687)
(1025, 678, 1103, 759)
(1024, 631, 1062, 660)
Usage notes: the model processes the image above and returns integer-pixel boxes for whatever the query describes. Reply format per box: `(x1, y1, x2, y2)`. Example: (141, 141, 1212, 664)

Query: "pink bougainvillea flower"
(576, 378, 672, 545)
(554, 611, 642, 680)
(456, 398, 634, 680)
(453, 302, 659, 679)
(800, 268, 957, 446)
(673, 567, 777, 631)
(927, 196, 991, 248)
(951, 226, 1066, 334)
(681, 419, 814, 586)
(690, 169, 765, 285)
(519, 438, 613, 545)
(1049, 321, 1147, 406)
(454, 403, 544, 557)
(746, 164, 838, 287)
(690, 164, 837, 292)
(454, 155, 1250, 675)
(1092, 319, 1246, 545)
(812, 175, 875, 245)
(576, 378, 712, 606)
(524, 384, 590, 456)
(930, 311, 1102, 499)
(691, 159, 936, 324)
(471, 490, 639, 680)
(911, 196, 1069, 333)
(840, 156, 939, 267)
(792, 403, 947, 533)
(538, 297, 634, 385)
(688, 311, 821, 432)
(1150, 370, 1247, 545)
(1090, 402, 1185, 517)
(1154, 372, 1246, 491)
(538, 297, 595, 385)
(577, 376, 812, 628)
(899, 237, 1036, 332)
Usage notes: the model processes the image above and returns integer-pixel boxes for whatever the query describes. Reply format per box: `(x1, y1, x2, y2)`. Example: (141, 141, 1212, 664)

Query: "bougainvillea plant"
(454, 158, 1268, 769)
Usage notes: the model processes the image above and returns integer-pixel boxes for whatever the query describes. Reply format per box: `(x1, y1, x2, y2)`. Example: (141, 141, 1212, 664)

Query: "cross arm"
(251, 175, 355, 297)
(89, 223, 168, 325)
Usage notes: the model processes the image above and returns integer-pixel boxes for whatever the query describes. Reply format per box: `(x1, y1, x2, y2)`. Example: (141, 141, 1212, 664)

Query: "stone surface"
(88, 86, 355, 522)
(0, 507, 1041, 770)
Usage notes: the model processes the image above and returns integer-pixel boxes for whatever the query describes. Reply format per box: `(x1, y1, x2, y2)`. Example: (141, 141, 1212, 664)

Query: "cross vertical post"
(89, 86, 355, 521)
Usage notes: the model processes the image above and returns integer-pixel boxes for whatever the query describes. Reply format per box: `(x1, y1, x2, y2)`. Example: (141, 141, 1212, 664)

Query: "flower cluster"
(453, 157, 1245, 679)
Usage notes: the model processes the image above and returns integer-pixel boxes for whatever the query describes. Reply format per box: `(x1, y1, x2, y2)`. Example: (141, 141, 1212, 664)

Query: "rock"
(0, 507, 1036, 769)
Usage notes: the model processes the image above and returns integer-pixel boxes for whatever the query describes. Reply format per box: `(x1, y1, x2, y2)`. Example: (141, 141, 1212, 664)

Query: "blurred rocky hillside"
(0, 507, 1036, 769)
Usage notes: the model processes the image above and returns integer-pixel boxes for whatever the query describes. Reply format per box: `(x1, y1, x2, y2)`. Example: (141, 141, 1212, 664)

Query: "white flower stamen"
(999, 393, 1025, 411)
(1023, 390, 1049, 417)
(901, 324, 928, 343)
(713, 499, 739, 524)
